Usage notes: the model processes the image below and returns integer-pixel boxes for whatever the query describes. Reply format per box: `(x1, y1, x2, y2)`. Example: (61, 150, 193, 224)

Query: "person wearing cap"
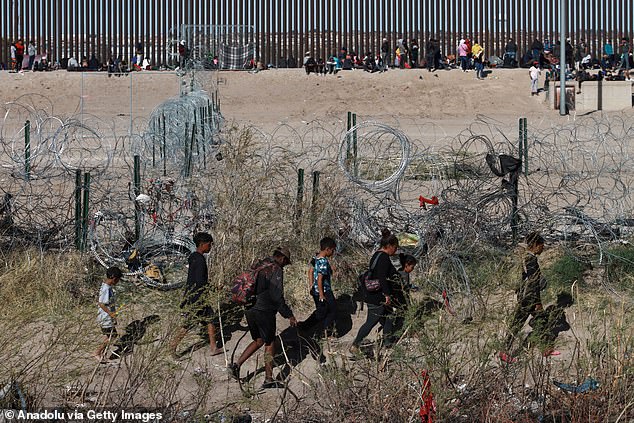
(229, 247, 297, 389)
(529, 61, 541, 96)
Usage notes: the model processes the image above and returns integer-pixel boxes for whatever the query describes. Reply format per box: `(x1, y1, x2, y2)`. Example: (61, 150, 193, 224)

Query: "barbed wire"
(2, 86, 634, 295)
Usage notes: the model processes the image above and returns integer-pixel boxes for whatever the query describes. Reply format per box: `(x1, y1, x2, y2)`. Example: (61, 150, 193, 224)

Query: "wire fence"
(2, 86, 634, 298)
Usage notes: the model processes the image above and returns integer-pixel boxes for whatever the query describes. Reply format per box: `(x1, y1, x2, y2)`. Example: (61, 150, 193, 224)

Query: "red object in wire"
(442, 290, 457, 316)
(419, 370, 436, 423)
(419, 195, 439, 209)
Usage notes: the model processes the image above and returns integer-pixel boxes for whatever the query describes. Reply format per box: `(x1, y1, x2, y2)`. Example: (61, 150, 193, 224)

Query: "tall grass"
(0, 127, 632, 421)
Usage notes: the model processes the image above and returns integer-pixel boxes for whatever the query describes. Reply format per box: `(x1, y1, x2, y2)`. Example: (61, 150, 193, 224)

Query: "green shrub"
(543, 252, 589, 291)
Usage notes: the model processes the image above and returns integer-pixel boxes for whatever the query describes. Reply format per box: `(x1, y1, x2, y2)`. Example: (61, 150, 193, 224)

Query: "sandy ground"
(1, 68, 631, 419)
(0, 67, 600, 141)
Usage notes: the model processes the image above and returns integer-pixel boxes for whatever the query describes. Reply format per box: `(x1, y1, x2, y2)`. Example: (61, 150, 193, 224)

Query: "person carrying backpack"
(349, 229, 399, 355)
(229, 247, 297, 389)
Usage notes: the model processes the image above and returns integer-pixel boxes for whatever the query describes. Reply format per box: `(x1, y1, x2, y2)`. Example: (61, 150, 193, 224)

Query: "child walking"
(310, 237, 337, 337)
(94, 266, 123, 362)
(170, 232, 224, 358)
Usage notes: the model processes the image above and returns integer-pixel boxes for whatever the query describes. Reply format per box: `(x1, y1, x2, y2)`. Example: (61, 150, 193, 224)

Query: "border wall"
(1, 0, 633, 68)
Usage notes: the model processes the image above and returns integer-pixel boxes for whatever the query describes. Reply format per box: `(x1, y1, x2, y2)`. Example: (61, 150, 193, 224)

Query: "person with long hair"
(350, 229, 399, 354)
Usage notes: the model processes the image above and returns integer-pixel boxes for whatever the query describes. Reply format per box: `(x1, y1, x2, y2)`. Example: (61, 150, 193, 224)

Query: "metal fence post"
(81, 172, 91, 252)
(134, 155, 141, 242)
(74, 169, 82, 250)
(24, 120, 31, 181)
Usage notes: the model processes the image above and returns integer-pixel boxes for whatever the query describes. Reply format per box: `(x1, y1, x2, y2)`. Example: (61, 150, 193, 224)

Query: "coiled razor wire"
(338, 122, 411, 195)
(3, 92, 634, 298)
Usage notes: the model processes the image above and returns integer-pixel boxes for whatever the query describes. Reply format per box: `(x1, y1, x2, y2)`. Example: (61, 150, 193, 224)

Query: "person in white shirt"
(529, 61, 541, 96)
(94, 266, 123, 362)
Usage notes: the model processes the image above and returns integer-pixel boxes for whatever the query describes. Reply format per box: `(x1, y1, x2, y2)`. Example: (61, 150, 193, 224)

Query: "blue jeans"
(475, 62, 484, 78)
(460, 56, 468, 71)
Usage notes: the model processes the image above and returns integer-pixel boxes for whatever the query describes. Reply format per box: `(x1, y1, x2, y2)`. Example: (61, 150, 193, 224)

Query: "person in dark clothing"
(565, 38, 574, 70)
(230, 247, 297, 389)
(304, 53, 317, 75)
(88, 53, 100, 71)
(178, 40, 188, 69)
(169, 232, 224, 358)
(380, 38, 390, 71)
(522, 291, 573, 357)
(505, 38, 518, 67)
(363, 52, 377, 73)
(382, 254, 418, 346)
(410, 39, 419, 68)
(309, 237, 337, 336)
(434, 39, 442, 70)
(501, 232, 547, 362)
(350, 229, 399, 354)
(426, 38, 436, 71)
(530, 38, 544, 61)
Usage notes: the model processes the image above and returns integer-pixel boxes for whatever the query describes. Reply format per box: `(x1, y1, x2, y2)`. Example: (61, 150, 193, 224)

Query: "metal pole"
(352, 113, 358, 177)
(133, 155, 141, 241)
(130, 73, 134, 135)
(346, 111, 352, 161)
(559, 0, 567, 116)
(294, 168, 305, 231)
(24, 120, 30, 180)
(74, 169, 82, 250)
(311, 170, 320, 223)
(81, 172, 91, 252)
(519, 117, 528, 176)
(162, 113, 167, 177)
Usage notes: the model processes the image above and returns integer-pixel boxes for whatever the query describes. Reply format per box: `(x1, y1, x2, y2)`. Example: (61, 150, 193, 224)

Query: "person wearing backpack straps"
(229, 247, 297, 389)
(349, 229, 399, 355)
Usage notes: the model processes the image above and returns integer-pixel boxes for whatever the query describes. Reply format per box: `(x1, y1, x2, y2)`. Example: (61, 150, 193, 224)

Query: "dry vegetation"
(1, 127, 633, 422)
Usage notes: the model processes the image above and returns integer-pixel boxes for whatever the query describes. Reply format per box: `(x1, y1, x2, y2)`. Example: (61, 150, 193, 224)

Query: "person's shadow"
(109, 315, 161, 359)
(180, 304, 249, 357)
(273, 293, 358, 381)
(240, 293, 359, 383)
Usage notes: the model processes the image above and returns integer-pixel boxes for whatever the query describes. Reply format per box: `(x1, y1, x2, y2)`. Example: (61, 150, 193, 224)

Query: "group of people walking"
(94, 228, 573, 388)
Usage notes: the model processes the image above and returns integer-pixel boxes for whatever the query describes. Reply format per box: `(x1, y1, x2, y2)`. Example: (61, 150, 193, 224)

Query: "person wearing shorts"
(229, 247, 297, 389)
(169, 232, 224, 358)
(94, 266, 123, 362)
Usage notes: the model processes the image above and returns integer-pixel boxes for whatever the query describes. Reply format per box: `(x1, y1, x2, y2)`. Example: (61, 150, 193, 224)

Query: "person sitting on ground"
(523, 291, 574, 357)
(363, 52, 377, 73)
(375, 53, 385, 72)
(316, 57, 326, 74)
(325, 55, 336, 74)
(67, 56, 79, 70)
(229, 247, 297, 389)
(169, 232, 224, 358)
(88, 53, 100, 70)
(504, 38, 518, 67)
(304, 52, 317, 75)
